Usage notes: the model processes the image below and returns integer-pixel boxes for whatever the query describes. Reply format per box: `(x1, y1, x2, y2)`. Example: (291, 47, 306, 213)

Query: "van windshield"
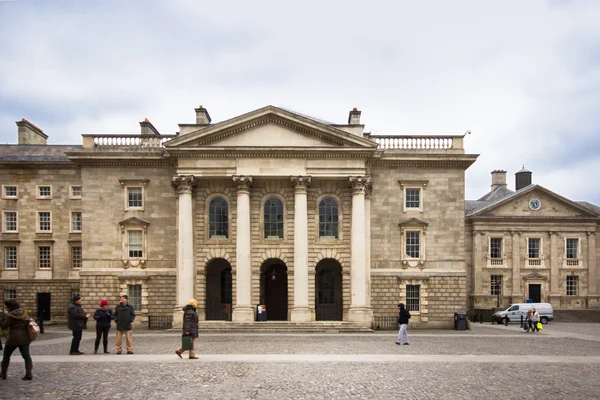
(508, 305, 519, 311)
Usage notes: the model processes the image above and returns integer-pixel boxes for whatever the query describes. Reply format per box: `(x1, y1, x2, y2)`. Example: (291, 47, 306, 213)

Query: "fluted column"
(172, 175, 196, 327)
(588, 232, 598, 302)
(290, 176, 311, 322)
(473, 231, 483, 295)
(511, 232, 522, 299)
(348, 176, 372, 325)
(365, 182, 373, 307)
(232, 175, 254, 322)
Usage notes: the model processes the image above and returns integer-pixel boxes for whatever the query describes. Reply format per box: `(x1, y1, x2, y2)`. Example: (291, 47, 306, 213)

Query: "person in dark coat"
(93, 299, 113, 354)
(114, 294, 135, 354)
(1, 300, 33, 380)
(67, 295, 90, 355)
(395, 302, 411, 345)
(175, 299, 199, 359)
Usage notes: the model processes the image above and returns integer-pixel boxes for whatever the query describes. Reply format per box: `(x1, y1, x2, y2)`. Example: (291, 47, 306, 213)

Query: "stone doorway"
(315, 259, 343, 321)
(260, 259, 288, 321)
(205, 258, 232, 320)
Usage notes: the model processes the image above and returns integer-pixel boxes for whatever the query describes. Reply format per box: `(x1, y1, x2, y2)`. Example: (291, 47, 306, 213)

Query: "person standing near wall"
(114, 295, 135, 354)
(0, 300, 33, 380)
(93, 300, 113, 354)
(67, 295, 90, 355)
(395, 302, 411, 346)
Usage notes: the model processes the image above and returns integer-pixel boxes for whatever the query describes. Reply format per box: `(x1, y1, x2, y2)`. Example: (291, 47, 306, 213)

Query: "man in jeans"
(114, 295, 136, 354)
(395, 302, 411, 345)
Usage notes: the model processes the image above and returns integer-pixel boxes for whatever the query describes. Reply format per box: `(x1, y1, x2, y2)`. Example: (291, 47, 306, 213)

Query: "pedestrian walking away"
(395, 302, 411, 346)
(114, 294, 135, 354)
(175, 299, 199, 360)
(67, 295, 90, 355)
(0, 300, 34, 380)
(531, 308, 540, 332)
(93, 299, 113, 354)
(525, 309, 533, 332)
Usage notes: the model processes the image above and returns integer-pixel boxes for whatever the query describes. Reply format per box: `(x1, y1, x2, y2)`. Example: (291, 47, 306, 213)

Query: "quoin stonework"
(1, 106, 598, 328)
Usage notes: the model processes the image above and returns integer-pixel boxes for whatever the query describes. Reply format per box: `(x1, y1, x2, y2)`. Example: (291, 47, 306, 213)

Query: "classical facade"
(1, 105, 598, 328)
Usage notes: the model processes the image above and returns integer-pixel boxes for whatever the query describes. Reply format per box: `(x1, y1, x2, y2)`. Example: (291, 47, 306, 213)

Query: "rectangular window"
(405, 188, 421, 209)
(127, 187, 143, 209)
(489, 238, 502, 259)
(566, 238, 578, 259)
(566, 276, 579, 296)
(528, 238, 541, 258)
(71, 246, 82, 269)
(128, 230, 143, 258)
(490, 275, 502, 295)
(70, 186, 82, 198)
(38, 212, 51, 232)
(38, 185, 52, 198)
(128, 284, 142, 311)
(3, 185, 17, 198)
(38, 246, 51, 269)
(4, 246, 17, 269)
(3, 211, 18, 232)
(406, 284, 420, 312)
(4, 289, 17, 300)
(71, 212, 82, 232)
(405, 231, 420, 258)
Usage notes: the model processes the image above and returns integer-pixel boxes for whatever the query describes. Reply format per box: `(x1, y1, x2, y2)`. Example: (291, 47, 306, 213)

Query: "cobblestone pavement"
(1, 323, 599, 400)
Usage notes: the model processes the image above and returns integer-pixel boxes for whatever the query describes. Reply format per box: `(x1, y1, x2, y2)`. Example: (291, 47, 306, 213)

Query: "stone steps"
(194, 321, 373, 333)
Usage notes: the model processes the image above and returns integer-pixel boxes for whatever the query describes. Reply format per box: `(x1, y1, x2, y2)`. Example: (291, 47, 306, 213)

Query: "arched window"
(264, 197, 284, 238)
(318, 268, 335, 304)
(220, 268, 232, 304)
(209, 197, 228, 238)
(319, 197, 339, 238)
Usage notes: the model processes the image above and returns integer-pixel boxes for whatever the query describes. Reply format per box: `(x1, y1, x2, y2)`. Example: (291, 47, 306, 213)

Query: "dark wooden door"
(37, 293, 51, 321)
(529, 284, 541, 303)
(264, 264, 288, 321)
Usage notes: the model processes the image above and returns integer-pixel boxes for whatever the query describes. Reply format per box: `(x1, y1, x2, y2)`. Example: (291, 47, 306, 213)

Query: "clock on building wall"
(529, 199, 541, 210)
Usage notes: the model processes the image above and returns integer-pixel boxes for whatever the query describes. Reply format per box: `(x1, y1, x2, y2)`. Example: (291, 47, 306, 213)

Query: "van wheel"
(541, 317, 548, 324)
(501, 317, 508, 325)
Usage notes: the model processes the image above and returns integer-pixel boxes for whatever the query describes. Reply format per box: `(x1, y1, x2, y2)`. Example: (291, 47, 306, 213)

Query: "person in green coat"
(0, 300, 33, 380)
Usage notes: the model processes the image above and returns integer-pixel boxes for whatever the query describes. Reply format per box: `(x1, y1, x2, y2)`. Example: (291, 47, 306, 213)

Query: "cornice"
(69, 159, 176, 167)
(370, 160, 476, 169)
(467, 216, 600, 224)
(167, 148, 375, 159)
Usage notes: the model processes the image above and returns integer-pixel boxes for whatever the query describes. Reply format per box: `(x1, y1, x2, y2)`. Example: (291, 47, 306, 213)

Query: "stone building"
(1, 105, 598, 328)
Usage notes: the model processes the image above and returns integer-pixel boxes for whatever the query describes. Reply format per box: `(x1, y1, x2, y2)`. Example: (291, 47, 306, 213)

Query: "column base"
(290, 307, 312, 322)
(347, 306, 373, 327)
(232, 306, 255, 323)
(172, 308, 184, 329)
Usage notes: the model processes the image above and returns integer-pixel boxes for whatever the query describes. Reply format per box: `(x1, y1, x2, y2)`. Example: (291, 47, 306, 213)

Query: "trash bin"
(454, 312, 467, 330)
(256, 304, 267, 321)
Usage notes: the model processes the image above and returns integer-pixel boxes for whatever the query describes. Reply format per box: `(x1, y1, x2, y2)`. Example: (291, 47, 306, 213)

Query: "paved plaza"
(1, 322, 599, 399)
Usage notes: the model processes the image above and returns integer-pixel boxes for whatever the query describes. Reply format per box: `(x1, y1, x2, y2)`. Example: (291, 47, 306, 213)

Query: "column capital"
(587, 231, 596, 237)
(172, 175, 196, 195)
(364, 182, 373, 199)
(291, 176, 311, 194)
(233, 175, 253, 193)
(349, 175, 371, 195)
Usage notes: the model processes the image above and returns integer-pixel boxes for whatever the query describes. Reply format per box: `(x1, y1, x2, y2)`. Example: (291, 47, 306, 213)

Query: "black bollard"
(520, 315, 523, 328)
(480, 311, 483, 324)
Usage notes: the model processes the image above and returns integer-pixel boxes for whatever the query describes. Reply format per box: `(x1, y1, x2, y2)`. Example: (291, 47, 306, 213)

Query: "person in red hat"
(93, 300, 113, 354)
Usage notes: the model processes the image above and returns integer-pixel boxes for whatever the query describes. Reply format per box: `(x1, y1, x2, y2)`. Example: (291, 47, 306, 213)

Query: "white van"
(492, 303, 554, 325)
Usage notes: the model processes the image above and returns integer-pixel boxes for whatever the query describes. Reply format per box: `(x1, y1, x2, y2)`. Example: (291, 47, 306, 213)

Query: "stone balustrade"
(368, 135, 463, 150)
(82, 134, 176, 150)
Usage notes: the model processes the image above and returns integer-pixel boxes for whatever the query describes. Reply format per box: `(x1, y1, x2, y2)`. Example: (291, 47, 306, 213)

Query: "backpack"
(27, 318, 40, 342)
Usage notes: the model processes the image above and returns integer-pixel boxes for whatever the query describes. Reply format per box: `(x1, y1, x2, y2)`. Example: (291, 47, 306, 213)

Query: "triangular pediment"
(398, 218, 429, 228)
(165, 106, 378, 150)
(523, 272, 547, 280)
(119, 217, 150, 228)
(469, 185, 600, 219)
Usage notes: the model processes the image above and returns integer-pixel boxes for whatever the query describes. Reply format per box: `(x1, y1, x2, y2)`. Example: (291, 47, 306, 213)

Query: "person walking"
(175, 299, 199, 360)
(93, 300, 113, 354)
(525, 309, 533, 332)
(0, 300, 33, 380)
(395, 302, 411, 346)
(531, 307, 540, 332)
(114, 294, 135, 354)
(67, 295, 90, 355)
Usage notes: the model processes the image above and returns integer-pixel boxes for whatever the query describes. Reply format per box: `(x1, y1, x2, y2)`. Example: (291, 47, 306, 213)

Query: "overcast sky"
(1, 0, 599, 204)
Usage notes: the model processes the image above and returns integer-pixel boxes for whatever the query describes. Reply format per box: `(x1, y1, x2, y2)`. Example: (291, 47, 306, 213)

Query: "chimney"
(195, 105, 212, 125)
(16, 118, 48, 145)
(139, 118, 160, 135)
(515, 166, 532, 191)
(348, 107, 361, 124)
(490, 170, 507, 190)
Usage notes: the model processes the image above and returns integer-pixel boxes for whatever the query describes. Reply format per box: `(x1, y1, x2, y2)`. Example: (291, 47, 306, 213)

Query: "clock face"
(529, 199, 541, 210)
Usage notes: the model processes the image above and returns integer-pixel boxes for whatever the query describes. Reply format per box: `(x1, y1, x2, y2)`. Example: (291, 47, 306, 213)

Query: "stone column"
(550, 232, 559, 295)
(365, 182, 373, 307)
(511, 232, 522, 298)
(348, 176, 372, 325)
(473, 231, 483, 295)
(587, 232, 598, 307)
(232, 176, 254, 322)
(290, 176, 311, 322)
(172, 175, 196, 327)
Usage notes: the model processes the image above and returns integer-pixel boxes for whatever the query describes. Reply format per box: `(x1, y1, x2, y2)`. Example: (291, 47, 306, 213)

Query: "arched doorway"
(205, 258, 232, 320)
(260, 259, 288, 321)
(315, 259, 343, 321)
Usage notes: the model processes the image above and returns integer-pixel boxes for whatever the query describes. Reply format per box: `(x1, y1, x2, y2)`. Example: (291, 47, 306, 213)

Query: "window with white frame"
(3, 185, 17, 198)
(566, 238, 579, 259)
(405, 188, 421, 210)
(209, 197, 229, 238)
(70, 186, 82, 199)
(37, 185, 52, 199)
(4, 246, 17, 269)
(128, 230, 143, 258)
(38, 246, 51, 269)
(566, 275, 579, 296)
(128, 284, 142, 311)
(264, 197, 284, 239)
(406, 284, 420, 312)
(318, 197, 339, 239)
(405, 231, 420, 258)
(71, 212, 82, 232)
(4, 289, 17, 300)
(528, 238, 541, 258)
(3, 211, 18, 232)
(127, 187, 143, 209)
(71, 246, 82, 269)
(489, 238, 503, 259)
(490, 275, 502, 295)
(38, 212, 52, 232)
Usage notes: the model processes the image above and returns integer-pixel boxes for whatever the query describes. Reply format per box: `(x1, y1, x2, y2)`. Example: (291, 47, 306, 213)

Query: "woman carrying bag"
(175, 299, 199, 360)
